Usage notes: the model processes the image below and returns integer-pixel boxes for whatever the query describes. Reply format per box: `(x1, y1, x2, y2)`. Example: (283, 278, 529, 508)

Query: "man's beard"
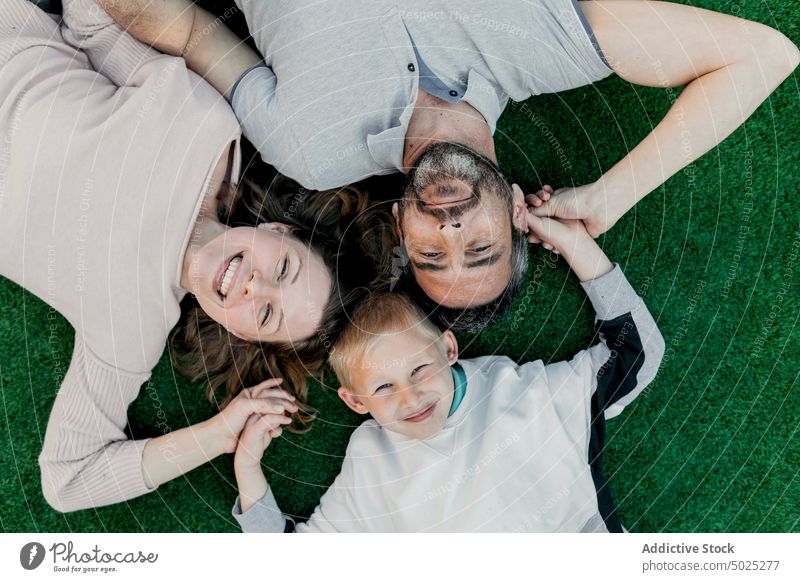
(402, 142, 495, 222)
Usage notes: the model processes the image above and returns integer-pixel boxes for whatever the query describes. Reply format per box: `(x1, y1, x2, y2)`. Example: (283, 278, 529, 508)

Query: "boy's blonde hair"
(329, 292, 444, 389)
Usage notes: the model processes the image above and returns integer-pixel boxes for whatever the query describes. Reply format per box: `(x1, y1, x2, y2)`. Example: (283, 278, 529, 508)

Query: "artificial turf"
(1, 0, 798, 532)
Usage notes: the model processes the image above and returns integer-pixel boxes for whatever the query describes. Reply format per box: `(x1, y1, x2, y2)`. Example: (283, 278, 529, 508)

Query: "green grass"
(1, 0, 798, 532)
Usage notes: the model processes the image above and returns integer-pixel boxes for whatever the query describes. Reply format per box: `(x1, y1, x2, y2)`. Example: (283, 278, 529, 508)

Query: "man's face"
(394, 143, 525, 308)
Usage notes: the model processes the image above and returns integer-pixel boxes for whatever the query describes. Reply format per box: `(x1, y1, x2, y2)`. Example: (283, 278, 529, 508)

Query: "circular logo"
(20, 542, 46, 570)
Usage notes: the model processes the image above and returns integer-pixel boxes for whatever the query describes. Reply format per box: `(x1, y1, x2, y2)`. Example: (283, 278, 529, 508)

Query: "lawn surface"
(1, 0, 798, 532)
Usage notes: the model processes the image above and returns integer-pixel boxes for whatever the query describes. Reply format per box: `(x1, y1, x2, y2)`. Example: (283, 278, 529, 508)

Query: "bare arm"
(535, 1, 799, 235)
(98, 0, 261, 99)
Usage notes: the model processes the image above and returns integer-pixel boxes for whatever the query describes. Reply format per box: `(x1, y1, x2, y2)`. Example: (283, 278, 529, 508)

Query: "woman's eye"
(421, 252, 441, 259)
(261, 304, 272, 327)
(472, 245, 490, 253)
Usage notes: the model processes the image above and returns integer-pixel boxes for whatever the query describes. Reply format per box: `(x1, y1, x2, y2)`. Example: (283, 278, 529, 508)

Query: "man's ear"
(440, 330, 460, 365)
(338, 387, 369, 415)
(510, 184, 528, 233)
(391, 203, 404, 240)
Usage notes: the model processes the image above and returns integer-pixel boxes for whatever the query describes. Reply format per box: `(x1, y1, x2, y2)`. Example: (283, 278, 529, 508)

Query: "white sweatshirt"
(234, 265, 665, 532)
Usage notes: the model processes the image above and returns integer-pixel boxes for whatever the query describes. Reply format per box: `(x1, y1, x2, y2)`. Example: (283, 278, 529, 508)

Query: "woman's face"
(184, 224, 332, 343)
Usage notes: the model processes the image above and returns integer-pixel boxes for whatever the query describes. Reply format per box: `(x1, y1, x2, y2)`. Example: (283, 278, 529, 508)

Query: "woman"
(0, 0, 391, 512)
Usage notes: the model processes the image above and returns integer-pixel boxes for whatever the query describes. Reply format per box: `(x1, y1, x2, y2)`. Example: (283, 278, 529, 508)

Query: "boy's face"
(338, 327, 459, 440)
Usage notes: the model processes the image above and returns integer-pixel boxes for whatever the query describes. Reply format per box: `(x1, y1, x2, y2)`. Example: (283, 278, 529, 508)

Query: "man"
(100, 0, 799, 329)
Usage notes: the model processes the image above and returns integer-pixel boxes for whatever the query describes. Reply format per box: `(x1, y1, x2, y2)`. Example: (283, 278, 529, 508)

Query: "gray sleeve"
(580, 264, 665, 418)
(231, 488, 294, 533)
(229, 64, 317, 188)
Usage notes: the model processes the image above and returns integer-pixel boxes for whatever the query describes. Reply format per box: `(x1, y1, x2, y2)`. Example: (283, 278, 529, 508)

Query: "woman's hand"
(526, 183, 620, 239)
(206, 378, 297, 455)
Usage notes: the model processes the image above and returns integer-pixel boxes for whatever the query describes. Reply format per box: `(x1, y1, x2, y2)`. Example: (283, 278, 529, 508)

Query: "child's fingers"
(254, 414, 292, 432)
(525, 194, 543, 207)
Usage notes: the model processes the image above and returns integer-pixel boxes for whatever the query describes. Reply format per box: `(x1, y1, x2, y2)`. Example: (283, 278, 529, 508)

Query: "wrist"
(561, 237, 613, 282)
(234, 452, 264, 473)
(198, 417, 232, 459)
(589, 175, 635, 218)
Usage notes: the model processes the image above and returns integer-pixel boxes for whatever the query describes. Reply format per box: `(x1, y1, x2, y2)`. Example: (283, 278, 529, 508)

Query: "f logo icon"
(20, 542, 46, 570)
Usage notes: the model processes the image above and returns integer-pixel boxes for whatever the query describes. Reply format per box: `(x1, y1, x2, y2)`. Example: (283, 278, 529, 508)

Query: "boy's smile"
(338, 326, 459, 440)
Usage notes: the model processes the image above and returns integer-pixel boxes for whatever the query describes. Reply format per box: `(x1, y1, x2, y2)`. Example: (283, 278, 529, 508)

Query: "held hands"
(525, 182, 620, 238)
(228, 379, 296, 513)
(233, 405, 292, 470)
(513, 184, 614, 282)
(207, 378, 297, 456)
(513, 184, 593, 255)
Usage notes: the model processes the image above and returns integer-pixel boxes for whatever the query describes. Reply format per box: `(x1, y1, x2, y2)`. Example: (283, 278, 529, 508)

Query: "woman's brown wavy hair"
(170, 150, 398, 431)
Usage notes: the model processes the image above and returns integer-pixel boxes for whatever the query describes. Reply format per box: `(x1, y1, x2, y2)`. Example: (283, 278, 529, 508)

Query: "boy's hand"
(516, 184, 592, 255)
(206, 378, 297, 455)
(526, 182, 617, 238)
(233, 412, 291, 470)
(232, 410, 293, 514)
(515, 186, 613, 282)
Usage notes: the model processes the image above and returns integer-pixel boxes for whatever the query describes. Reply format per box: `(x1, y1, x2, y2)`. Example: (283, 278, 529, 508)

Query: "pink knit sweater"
(0, 0, 241, 511)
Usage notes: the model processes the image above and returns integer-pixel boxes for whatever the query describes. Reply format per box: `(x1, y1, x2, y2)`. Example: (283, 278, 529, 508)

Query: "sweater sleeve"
(577, 264, 665, 419)
(232, 454, 365, 533)
(59, 0, 164, 87)
(38, 335, 154, 512)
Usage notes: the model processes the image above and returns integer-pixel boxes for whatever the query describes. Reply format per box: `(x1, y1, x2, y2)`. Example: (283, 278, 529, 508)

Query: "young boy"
(231, 213, 665, 532)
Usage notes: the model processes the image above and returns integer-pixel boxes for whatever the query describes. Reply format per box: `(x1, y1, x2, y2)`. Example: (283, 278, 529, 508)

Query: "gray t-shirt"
(232, 0, 612, 190)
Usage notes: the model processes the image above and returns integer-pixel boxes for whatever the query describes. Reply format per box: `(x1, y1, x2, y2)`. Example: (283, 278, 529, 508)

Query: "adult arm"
(96, 0, 261, 99)
(60, 0, 164, 86)
(39, 337, 293, 512)
(534, 1, 799, 236)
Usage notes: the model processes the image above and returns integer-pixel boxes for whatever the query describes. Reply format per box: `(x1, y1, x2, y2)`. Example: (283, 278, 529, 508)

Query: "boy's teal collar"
(448, 363, 467, 417)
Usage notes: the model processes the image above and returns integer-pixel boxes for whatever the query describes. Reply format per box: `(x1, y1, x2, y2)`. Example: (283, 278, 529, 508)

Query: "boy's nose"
(400, 386, 422, 409)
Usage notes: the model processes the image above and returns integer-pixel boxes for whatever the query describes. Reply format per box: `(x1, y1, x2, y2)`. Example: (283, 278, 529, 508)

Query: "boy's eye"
(411, 364, 428, 376)
(374, 383, 392, 394)
(279, 256, 289, 279)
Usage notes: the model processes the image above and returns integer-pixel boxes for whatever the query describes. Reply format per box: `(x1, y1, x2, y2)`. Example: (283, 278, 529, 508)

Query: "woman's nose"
(244, 270, 267, 298)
